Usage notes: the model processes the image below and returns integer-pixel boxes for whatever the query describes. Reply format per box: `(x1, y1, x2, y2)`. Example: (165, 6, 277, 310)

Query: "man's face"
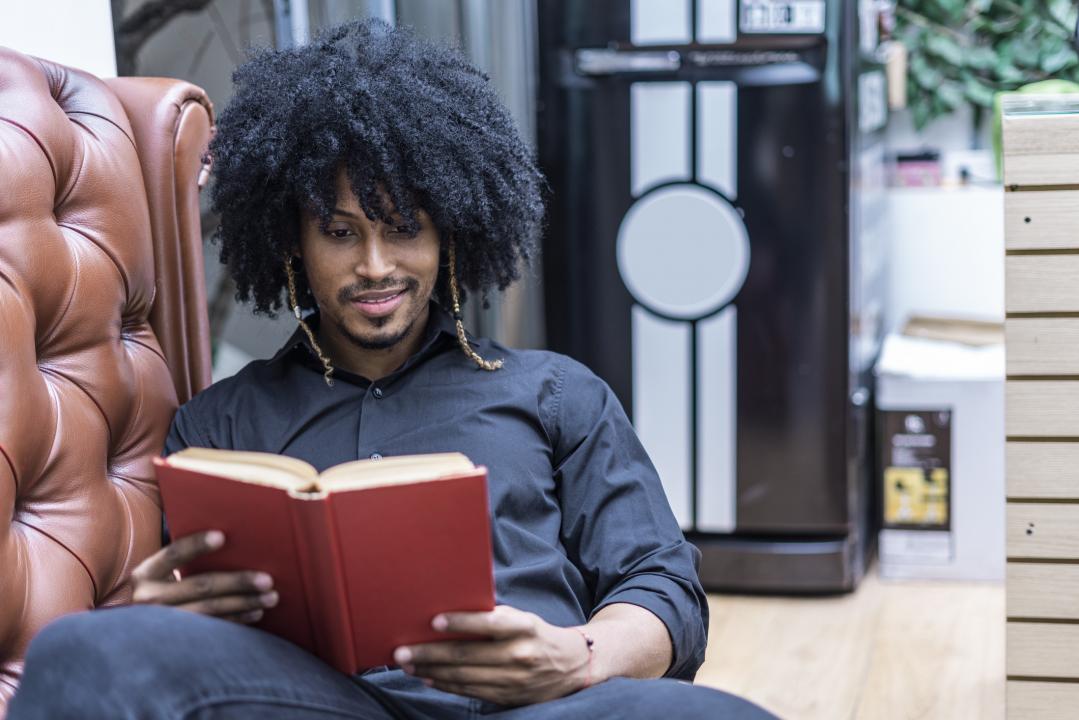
(298, 171, 441, 350)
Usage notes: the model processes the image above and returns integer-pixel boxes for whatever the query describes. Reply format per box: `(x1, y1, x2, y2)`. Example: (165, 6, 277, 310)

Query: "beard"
(333, 276, 424, 350)
(339, 317, 417, 350)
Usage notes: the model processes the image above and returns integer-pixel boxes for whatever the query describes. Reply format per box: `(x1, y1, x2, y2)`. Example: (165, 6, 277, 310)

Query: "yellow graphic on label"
(884, 466, 949, 527)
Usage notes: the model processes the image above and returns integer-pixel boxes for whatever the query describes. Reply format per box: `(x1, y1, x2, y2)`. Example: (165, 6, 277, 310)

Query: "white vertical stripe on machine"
(630, 0, 692, 46)
(633, 304, 693, 529)
(696, 305, 738, 532)
(696, 0, 738, 44)
(631, 82, 692, 197)
(697, 81, 738, 199)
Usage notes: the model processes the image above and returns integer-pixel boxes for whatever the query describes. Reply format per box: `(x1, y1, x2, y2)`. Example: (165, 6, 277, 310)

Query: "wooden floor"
(694, 567, 1005, 720)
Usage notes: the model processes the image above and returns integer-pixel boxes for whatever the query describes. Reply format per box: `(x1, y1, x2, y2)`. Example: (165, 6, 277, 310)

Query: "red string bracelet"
(572, 628, 595, 688)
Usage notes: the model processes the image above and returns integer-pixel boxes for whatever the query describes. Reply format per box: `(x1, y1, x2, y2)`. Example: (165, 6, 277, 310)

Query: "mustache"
(337, 277, 419, 304)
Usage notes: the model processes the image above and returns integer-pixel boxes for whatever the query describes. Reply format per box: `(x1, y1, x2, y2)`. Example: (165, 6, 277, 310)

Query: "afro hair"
(207, 18, 546, 314)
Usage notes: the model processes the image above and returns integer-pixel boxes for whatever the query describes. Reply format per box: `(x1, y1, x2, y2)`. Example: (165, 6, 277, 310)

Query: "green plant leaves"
(937, 81, 966, 109)
(1041, 45, 1078, 74)
(897, 0, 1079, 130)
(911, 52, 945, 89)
(963, 76, 997, 107)
(964, 46, 997, 71)
(926, 33, 964, 65)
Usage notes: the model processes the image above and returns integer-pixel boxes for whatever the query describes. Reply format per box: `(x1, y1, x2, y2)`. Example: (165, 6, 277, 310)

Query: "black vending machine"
(538, 0, 888, 592)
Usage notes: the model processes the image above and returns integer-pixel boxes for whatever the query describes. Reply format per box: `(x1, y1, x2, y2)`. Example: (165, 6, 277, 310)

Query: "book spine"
(291, 494, 356, 673)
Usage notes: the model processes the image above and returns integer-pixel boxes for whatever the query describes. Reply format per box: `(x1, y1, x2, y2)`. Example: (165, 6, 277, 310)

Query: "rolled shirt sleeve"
(549, 357, 709, 680)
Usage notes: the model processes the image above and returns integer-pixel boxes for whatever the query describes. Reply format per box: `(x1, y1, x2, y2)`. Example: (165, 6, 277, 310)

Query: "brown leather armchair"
(0, 47, 214, 709)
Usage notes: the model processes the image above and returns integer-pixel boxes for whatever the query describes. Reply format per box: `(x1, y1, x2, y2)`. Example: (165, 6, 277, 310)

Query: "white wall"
(883, 103, 1004, 334)
(0, 0, 116, 77)
(884, 186, 1004, 333)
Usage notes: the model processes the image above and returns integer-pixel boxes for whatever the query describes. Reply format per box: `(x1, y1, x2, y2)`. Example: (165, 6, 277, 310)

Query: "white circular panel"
(616, 184, 750, 320)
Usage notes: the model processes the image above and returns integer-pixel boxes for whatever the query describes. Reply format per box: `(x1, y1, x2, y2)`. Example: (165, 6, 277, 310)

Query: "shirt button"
(373, 387, 384, 399)
(370, 453, 383, 460)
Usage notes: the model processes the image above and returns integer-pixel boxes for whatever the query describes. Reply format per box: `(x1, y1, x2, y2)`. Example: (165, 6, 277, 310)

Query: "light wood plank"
(1008, 442, 1079, 498)
(1005, 191, 1079, 251)
(1006, 255, 1079, 314)
(697, 570, 878, 718)
(1008, 680, 1079, 720)
(1008, 563, 1079, 618)
(1006, 382, 1079, 437)
(1007, 318, 1079, 375)
(1007, 622, 1079, 677)
(1004, 154, 1079, 187)
(1008, 503, 1079, 559)
(854, 576, 1006, 720)
(1004, 113, 1079, 156)
(697, 569, 1005, 720)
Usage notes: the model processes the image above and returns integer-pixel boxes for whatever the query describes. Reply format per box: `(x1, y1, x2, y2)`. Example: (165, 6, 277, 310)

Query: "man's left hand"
(393, 605, 592, 707)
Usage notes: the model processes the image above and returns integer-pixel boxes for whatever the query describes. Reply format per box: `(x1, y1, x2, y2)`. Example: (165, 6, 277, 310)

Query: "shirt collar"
(269, 301, 468, 369)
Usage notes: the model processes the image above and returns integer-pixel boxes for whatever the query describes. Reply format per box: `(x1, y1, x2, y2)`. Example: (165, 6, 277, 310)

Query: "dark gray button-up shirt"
(164, 305, 709, 680)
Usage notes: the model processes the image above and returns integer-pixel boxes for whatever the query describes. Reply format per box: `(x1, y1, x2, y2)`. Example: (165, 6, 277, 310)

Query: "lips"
(350, 288, 407, 318)
(353, 289, 405, 303)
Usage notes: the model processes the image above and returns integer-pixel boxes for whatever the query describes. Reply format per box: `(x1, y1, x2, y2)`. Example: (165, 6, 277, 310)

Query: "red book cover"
(154, 456, 495, 673)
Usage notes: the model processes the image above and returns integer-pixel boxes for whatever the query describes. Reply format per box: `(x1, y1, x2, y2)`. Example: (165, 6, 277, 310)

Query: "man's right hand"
(131, 530, 278, 624)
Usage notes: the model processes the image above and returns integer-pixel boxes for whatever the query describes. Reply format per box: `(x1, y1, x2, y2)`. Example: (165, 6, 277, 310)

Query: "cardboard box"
(874, 330, 1004, 581)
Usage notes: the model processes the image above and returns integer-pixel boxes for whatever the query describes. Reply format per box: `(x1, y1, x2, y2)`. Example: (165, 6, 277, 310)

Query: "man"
(10, 19, 773, 720)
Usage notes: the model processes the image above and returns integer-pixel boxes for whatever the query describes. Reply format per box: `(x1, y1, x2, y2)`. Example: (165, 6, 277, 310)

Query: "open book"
(154, 449, 495, 673)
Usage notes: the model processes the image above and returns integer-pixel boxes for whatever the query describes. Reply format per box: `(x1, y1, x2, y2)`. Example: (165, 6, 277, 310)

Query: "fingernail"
(260, 592, 279, 608)
(254, 573, 273, 591)
(394, 647, 412, 664)
(432, 615, 447, 631)
(245, 610, 264, 623)
(205, 531, 225, 548)
(422, 679, 433, 687)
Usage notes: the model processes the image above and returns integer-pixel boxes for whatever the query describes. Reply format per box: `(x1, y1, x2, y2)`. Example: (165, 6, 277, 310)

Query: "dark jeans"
(8, 606, 776, 719)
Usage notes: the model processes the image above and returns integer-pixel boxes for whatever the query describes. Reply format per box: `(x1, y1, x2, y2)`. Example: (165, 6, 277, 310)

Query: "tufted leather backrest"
(0, 47, 213, 707)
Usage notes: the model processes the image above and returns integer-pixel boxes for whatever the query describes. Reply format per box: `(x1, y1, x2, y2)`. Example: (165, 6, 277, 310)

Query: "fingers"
(132, 531, 225, 582)
(407, 663, 531, 687)
(176, 591, 279, 618)
(133, 571, 273, 606)
(433, 606, 537, 640)
(396, 639, 535, 668)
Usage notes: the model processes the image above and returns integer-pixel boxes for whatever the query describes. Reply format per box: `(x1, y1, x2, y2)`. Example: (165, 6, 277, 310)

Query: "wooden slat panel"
(1008, 622, 1079, 677)
(1008, 442, 1079, 498)
(1008, 503, 1079, 559)
(1007, 382, 1079, 436)
(1008, 564, 1079, 618)
(1008, 680, 1079, 720)
(1006, 256, 1079, 314)
(1004, 113, 1079, 156)
(1005, 190, 1079, 251)
(1007, 318, 1079, 375)
(1004, 154, 1079, 187)
(1004, 106, 1079, 720)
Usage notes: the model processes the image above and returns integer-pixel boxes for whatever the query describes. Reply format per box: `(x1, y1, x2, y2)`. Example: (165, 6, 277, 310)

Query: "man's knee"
(10, 607, 178, 718)
(18, 605, 209, 700)
(28, 605, 197, 667)
(604, 678, 777, 720)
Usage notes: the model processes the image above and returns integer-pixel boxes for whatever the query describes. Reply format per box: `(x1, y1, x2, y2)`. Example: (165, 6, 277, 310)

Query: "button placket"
(362, 383, 386, 461)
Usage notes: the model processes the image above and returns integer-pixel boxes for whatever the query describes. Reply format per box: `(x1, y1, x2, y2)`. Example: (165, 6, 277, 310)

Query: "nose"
(353, 237, 395, 282)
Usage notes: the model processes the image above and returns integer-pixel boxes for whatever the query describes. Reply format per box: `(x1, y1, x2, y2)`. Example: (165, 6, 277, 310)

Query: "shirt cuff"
(590, 577, 707, 681)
